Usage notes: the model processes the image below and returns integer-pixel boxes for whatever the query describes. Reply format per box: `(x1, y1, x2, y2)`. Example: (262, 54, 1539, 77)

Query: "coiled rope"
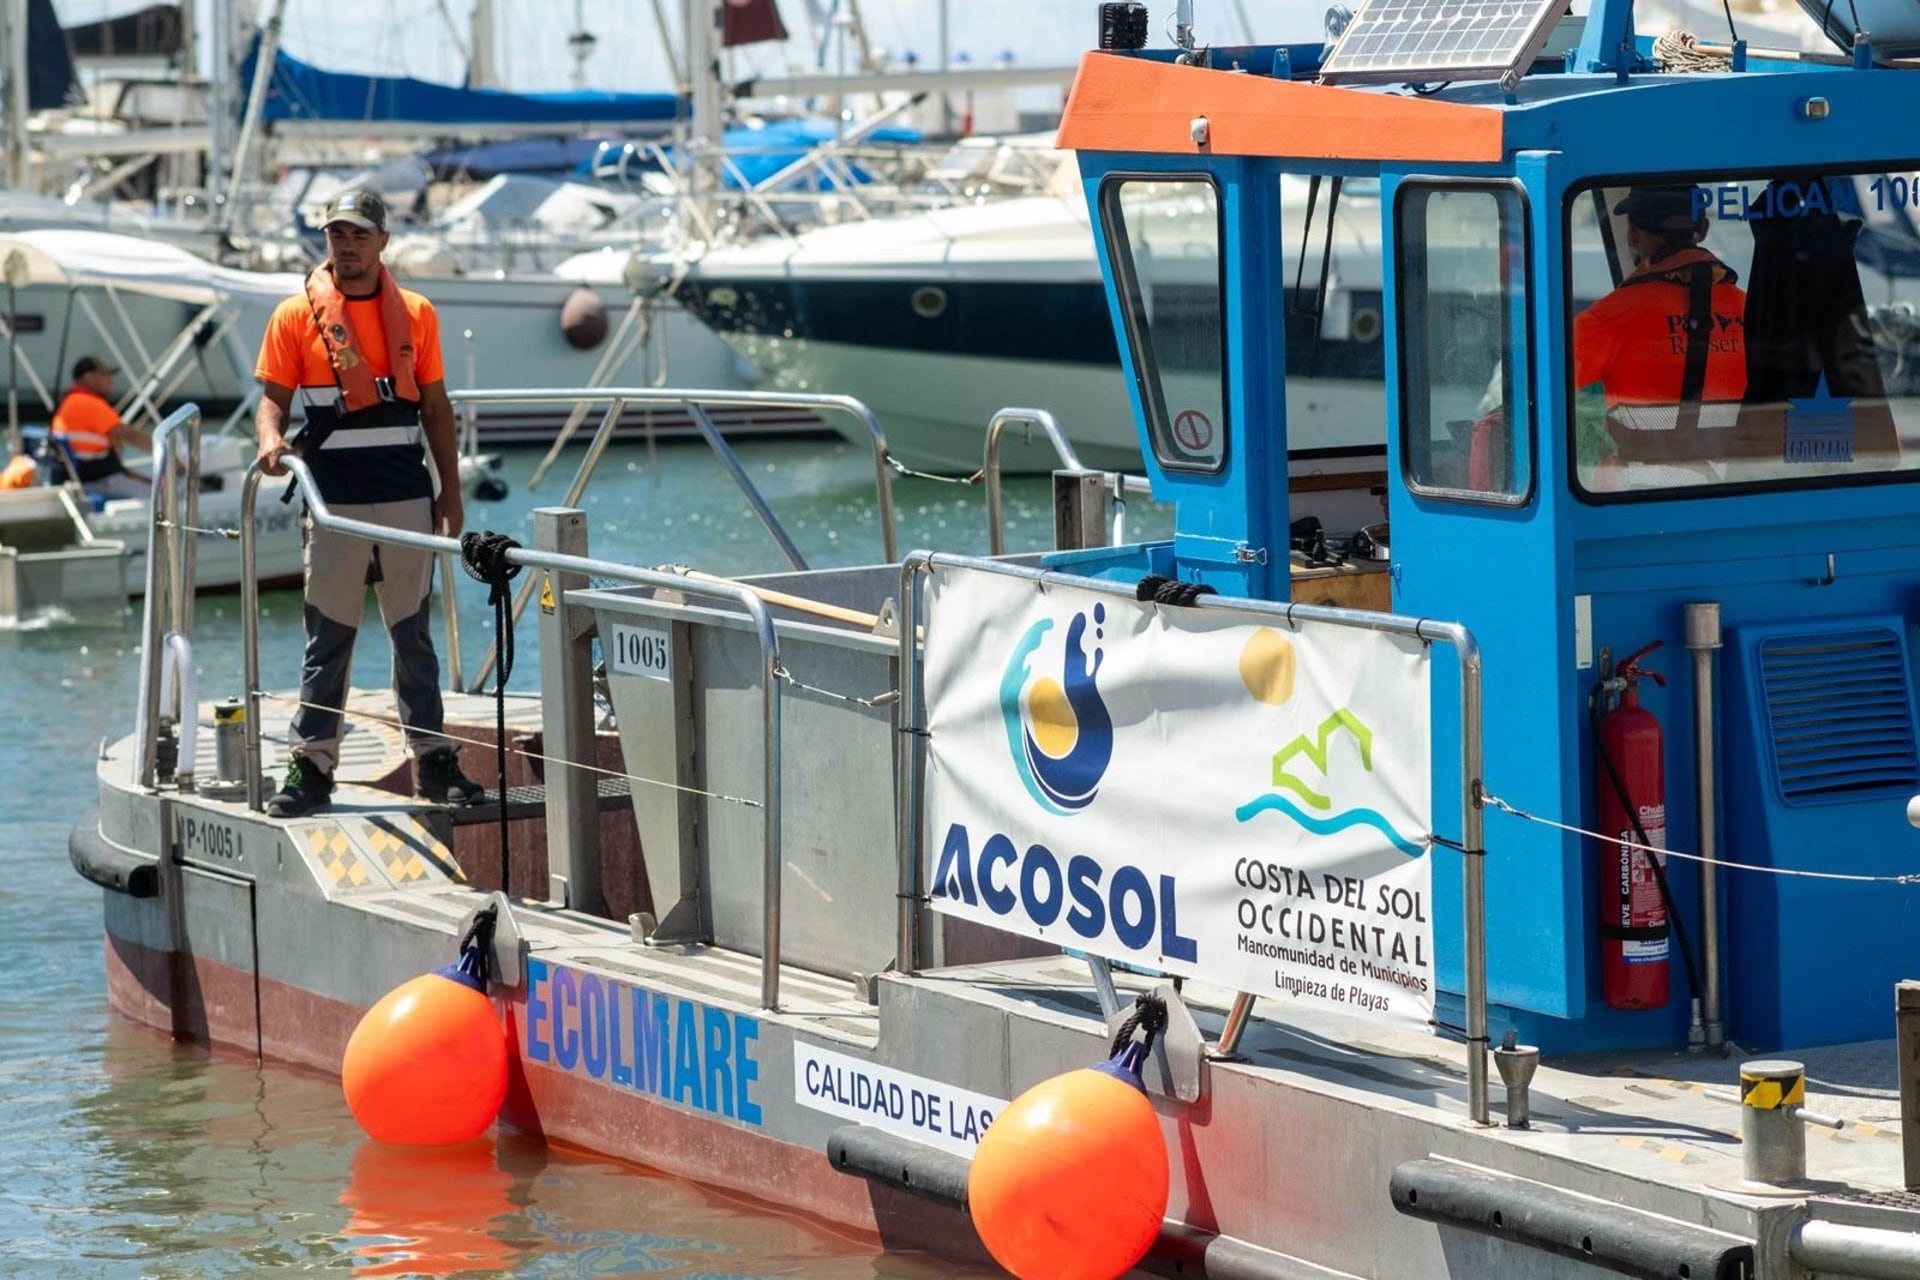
(1135, 574, 1218, 607)
(1652, 30, 1733, 73)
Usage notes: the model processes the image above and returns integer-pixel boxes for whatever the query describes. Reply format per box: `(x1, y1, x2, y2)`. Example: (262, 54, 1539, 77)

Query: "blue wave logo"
(999, 604, 1113, 816)
(1235, 708, 1424, 857)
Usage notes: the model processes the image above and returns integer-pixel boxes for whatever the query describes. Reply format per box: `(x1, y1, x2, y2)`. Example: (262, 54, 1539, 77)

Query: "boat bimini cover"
(0, 229, 301, 307)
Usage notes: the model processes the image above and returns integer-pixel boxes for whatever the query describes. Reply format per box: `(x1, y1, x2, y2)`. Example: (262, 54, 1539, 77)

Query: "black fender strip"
(1390, 1157, 1754, 1280)
(69, 815, 159, 899)
(827, 1123, 971, 1210)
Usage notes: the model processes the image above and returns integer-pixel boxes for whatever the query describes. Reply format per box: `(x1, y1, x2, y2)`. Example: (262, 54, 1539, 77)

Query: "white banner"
(793, 1042, 1005, 1157)
(921, 567, 1435, 1024)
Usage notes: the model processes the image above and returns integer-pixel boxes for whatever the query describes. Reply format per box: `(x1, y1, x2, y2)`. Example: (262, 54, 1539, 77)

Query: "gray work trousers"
(288, 497, 444, 774)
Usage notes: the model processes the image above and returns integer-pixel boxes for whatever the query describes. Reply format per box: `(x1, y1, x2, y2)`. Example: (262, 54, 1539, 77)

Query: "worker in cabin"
(51, 355, 152, 500)
(253, 189, 481, 818)
(1572, 185, 1748, 490)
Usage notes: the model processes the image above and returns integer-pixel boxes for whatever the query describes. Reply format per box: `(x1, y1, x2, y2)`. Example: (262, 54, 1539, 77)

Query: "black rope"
(1108, 990, 1170, 1061)
(460, 531, 523, 896)
(1135, 575, 1218, 607)
(454, 901, 499, 989)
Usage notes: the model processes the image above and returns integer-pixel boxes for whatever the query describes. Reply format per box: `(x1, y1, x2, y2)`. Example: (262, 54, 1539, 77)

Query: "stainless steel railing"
(982, 407, 1154, 556)
(238, 455, 794, 1010)
(450, 386, 899, 694)
(134, 403, 203, 789)
(892, 552, 1490, 1124)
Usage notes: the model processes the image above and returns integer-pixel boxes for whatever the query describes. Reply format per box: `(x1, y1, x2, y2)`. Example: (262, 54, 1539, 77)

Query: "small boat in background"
(0, 476, 127, 625)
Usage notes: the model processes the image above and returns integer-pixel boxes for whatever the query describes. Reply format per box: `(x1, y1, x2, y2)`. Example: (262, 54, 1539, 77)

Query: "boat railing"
(237, 454, 794, 1010)
(981, 407, 1154, 555)
(448, 386, 898, 695)
(893, 552, 1493, 1123)
(134, 402, 203, 790)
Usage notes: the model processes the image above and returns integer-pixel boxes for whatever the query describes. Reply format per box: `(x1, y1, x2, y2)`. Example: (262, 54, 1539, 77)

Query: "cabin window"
(1280, 175, 1389, 458)
(1396, 183, 1531, 503)
(1102, 177, 1229, 473)
(1567, 171, 1920, 498)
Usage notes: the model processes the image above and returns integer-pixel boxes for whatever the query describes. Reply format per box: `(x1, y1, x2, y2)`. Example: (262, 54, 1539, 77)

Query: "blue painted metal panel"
(1070, 43, 1920, 1052)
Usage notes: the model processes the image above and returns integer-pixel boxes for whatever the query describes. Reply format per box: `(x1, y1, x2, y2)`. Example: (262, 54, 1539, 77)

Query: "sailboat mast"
(220, 0, 287, 244)
(4, 0, 30, 191)
(684, 0, 724, 227)
(937, 0, 951, 134)
(205, 0, 233, 211)
(469, 0, 500, 89)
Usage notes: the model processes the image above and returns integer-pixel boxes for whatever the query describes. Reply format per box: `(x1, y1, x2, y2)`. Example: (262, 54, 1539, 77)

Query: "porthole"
(1351, 306, 1382, 342)
(911, 285, 948, 319)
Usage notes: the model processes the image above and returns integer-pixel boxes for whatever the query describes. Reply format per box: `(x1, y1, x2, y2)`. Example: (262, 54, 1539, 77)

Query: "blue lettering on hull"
(932, 821, 1199, 964)
(524, 957, 763, 1126)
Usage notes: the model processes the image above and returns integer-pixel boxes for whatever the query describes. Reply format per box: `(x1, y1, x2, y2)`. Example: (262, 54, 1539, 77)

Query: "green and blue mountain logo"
(1235, 707, 1424, 857)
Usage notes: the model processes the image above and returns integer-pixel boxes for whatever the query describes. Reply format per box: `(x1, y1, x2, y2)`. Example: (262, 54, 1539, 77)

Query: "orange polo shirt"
(51, 385, 122, 457)
(255, 286, 444, 391)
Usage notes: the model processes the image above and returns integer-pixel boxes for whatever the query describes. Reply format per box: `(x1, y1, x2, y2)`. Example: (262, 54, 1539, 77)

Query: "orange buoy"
(967, 1018, 1171, 1280)
(342, 960, 508, 1146)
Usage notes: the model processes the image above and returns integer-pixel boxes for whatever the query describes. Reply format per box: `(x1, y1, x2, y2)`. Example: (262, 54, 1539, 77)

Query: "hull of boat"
(79, 752, 1810, 1280)
(96, 927, 982, 1258)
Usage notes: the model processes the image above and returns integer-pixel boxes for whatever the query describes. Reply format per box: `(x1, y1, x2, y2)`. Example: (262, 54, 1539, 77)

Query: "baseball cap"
(1612, 185, 1703, 233)
(72, 354, 117, 380)
(320, 188, 388, 232)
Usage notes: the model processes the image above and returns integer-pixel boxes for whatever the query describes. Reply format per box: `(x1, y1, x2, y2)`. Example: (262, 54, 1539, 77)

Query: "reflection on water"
(0, 442, 1082, 1277)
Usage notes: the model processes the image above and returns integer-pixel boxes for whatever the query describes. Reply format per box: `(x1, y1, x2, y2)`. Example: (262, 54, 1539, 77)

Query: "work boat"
(69, 0, 1920, 1274)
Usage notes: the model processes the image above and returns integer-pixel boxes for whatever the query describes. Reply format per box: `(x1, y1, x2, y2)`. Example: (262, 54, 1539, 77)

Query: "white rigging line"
(432, 0, 473, 64)
(1483, 791, 1920, 885)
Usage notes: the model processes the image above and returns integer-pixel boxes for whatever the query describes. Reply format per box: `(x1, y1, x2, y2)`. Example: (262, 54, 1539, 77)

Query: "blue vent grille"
(1759, 629, 1920, 802)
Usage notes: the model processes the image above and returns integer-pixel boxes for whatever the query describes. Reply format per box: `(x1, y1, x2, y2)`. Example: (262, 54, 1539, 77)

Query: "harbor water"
(0, 438, 1164, 1278)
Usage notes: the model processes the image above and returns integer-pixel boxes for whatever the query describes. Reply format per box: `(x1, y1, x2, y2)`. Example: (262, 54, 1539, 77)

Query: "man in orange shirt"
(52, 355, 152, 500)
(254, 189, 480, 817)
(1573, 185, 1747, 489)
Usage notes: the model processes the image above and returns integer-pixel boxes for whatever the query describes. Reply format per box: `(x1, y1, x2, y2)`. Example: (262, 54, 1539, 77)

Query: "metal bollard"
(1741, 1058, 1808, 1186)
(213, 698, 247, 786)
(1493, 1032, 1541, 1129)
(1899, 980, 1920, 1190)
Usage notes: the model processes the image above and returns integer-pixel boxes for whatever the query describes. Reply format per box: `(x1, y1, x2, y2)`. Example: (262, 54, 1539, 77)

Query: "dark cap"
(1613, 185, 1703, 233)
(320, 188, 388, 232)
(72, 354, 116, 380)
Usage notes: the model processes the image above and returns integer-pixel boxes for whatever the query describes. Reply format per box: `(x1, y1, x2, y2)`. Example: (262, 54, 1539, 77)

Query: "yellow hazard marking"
(539, 573, 556, 614)
(323, 846, 367, 888)
(1740, 1073, 1805, 1110)
(1616, 1136, 1699, 1164)
(364, 814, 460, 883)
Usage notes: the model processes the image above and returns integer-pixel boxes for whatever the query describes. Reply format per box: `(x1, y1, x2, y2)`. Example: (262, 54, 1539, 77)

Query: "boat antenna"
(1173, 0, 1202, 62)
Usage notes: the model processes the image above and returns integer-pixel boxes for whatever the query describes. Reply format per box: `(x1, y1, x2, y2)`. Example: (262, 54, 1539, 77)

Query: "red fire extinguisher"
(1596, 641, 1670, 1011)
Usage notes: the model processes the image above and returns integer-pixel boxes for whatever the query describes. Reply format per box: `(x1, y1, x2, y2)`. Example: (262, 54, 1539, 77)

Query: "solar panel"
(1318, 0, 1566, 87)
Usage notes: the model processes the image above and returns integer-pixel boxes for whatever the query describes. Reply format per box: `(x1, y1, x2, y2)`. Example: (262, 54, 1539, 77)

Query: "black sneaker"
(266, 756, 333, 818)
(415, 745, 484, 807)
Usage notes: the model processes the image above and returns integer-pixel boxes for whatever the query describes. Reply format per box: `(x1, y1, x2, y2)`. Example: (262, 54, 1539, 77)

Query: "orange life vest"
(302, 263, 420, 410)
(51, 385, 120, 458)
(1573, 247, 1748, 469)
